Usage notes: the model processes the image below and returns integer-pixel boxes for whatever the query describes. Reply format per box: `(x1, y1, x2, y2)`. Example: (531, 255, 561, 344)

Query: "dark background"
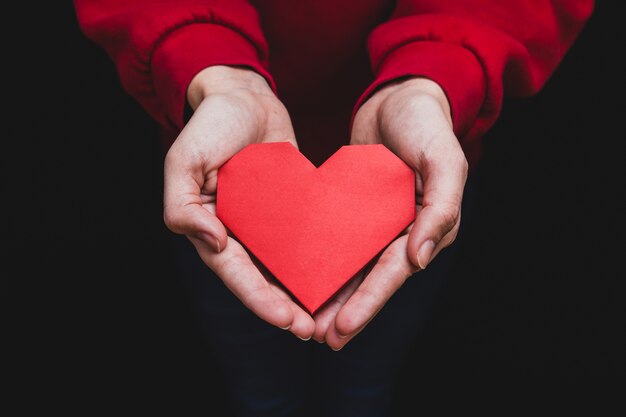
(8, 1, 624, 412)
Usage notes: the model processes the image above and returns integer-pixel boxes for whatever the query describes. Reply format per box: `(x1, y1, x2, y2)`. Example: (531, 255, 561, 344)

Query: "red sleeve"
(354, 1, 594, 164)
(73, 0, 274, 132)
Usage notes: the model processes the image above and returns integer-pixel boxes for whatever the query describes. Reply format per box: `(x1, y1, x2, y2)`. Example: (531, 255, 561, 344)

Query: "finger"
(190, 236, 312, 337)
(263, 273, 316, 340)
(407, 147, 467, 270)
(325, 235, 417, 351)
(312, 273, 364, 343)
(427, 210, 462, 264)
(163, 151, 227, 253)
(250, 278, 316, 340)
(286, 298, 316, 341)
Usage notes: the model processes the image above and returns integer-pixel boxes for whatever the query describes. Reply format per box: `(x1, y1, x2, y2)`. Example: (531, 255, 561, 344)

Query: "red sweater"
(74, 0, 593, 167)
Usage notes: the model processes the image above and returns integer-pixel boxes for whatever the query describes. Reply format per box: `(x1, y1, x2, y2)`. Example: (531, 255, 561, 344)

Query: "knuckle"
(337, 309, 362, 334)
(375, 249, 396, 268)
(162, 208, 182, 232)
(218, 252, 249, 277)
(436, 203, 460, 234)
(355, 285, 377, 304)
(443, 227, 460, 248)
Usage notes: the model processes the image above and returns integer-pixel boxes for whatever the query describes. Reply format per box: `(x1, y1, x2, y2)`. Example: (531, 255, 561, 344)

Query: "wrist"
(187, 65, 273, 110)
(370, 77, 451, 119)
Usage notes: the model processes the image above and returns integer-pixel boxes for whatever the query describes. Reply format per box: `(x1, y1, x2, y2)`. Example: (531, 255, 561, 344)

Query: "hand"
(314, 77, 468, 349)
(163, 66, 315, 340)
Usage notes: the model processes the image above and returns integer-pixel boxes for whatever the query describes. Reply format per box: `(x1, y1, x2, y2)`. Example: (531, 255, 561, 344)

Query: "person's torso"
(250, 0, 395, 165)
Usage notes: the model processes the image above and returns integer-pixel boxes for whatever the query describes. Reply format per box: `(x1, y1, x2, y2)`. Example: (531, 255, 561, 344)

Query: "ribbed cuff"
(152, 23, 276, 130)
(353, 41, 486, 138)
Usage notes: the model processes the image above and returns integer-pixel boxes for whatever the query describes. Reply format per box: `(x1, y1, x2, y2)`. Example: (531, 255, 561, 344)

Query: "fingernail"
(337, 332, 348, 339)
(279, 324, 291, 330)
(330, 345, 343, 352)
(297, 335, 311, 341)
(417, 240, 435, 269)
(197, 232, 220, 253)
(315, 338, 325, 344)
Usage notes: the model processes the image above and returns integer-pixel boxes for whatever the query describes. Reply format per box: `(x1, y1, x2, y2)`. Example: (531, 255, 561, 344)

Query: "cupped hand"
(163, 66, 315, 340)
(314, 77, 468, 349)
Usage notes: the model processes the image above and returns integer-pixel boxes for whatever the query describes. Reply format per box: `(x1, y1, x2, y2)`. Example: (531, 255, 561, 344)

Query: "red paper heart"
(216, 142, 415, 314)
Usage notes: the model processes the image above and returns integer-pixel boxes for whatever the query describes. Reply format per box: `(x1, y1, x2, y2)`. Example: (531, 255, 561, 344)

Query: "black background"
(8, 1, 625, 412)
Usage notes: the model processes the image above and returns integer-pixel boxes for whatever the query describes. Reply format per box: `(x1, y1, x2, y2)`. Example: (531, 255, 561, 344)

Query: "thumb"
(406, 141, 467, 269)
(163, 150, 228, 253)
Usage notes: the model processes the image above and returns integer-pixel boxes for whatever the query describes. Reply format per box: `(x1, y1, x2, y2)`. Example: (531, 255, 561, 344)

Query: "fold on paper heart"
(216, 142, 415, 314)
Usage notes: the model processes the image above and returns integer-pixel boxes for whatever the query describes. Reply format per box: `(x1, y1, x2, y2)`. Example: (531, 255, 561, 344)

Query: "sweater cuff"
(152, 23, 276, 130)
(353, 41, 486, 138)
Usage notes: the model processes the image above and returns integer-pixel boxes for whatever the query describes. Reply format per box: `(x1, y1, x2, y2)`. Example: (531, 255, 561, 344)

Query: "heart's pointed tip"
(306, 306, 319, 315)
(303, 302, 323, 316)
(290, 296, 317, 316)
(290, 289, 329, 316)
(298, 284, 349, 316)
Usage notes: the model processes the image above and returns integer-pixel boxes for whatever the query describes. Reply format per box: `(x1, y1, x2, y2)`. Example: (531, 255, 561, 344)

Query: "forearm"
(358, 0, 595, 162)
(74, 0, 273, 131)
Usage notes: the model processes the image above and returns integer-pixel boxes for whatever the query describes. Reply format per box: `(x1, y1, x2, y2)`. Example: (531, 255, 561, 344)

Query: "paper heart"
(216, 142, 415, 314)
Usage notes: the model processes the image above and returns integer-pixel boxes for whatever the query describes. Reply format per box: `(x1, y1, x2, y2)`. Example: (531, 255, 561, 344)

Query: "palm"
(314, 78, 468, 349)
(164, 79, 315, 340)
(196, 92, 295, 209)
